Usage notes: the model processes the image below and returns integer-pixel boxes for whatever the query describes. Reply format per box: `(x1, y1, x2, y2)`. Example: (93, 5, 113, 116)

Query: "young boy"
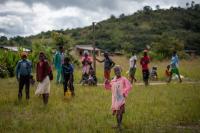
(168, 51, 182, 83)
(104, 65, 132, 129)
(165, 65, 171, 78)
(150, 66, 158, 80)
(129, 52, 137, 83)
(62, 57, 75, 97)
(140, 50, 150, 86)
(16, 52, 32, 101)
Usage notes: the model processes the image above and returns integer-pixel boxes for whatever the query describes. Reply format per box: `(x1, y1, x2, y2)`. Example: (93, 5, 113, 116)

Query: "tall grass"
(0, 78, 200, 132)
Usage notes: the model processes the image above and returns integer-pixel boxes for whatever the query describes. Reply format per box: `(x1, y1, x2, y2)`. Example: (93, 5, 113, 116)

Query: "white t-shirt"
(129, 55, 137, 68)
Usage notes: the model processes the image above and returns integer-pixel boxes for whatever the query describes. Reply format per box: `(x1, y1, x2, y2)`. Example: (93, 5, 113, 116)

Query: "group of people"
(16, 46, 75, 105)
(128, 50, 182, 86)
(16, 52, 55, 105)
(15, 46, 182, 129)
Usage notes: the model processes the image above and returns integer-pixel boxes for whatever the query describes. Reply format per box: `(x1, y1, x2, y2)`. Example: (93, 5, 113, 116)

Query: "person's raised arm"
(96, 58, 104, 63)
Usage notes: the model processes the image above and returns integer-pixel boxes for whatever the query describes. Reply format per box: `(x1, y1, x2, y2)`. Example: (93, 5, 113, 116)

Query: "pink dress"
(81, 56, 93, 74)
(105, 76, 132, 112)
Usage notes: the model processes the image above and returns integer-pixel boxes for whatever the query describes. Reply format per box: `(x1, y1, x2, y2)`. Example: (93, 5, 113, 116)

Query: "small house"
(0, 46, 30, 52)
(75, 45, 101, 56)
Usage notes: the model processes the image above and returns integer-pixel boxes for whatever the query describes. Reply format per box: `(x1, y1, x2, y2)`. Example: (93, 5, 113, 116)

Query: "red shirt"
(140, 56, 150, 70)
(36, 60, 50, 82)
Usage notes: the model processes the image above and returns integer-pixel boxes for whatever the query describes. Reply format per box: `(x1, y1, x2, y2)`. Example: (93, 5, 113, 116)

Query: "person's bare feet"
(112, 125, 122, 130)
(112, 125, 118, 129)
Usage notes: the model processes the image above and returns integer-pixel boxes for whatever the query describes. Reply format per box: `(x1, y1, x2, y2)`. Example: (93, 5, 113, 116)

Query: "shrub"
(0, 64, 8, 78)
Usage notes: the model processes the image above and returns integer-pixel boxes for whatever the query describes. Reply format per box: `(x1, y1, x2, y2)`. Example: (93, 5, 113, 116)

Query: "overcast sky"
(0, 0, 199, 37)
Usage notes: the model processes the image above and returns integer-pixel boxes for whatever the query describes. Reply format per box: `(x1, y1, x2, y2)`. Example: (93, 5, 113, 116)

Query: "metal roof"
(75, 45, 100, 51)
(0, 46, 30, 52)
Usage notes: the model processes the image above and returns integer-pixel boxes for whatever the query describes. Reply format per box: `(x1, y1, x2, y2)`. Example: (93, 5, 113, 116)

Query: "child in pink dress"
(81, 52, 93, 75)
(104, 65, 132, 129)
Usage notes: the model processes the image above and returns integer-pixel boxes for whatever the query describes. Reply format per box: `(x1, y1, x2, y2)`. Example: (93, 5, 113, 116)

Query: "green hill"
(1, 3, 200, 56)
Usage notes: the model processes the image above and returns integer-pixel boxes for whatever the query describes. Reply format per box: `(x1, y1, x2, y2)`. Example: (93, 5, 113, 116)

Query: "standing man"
(96, 52, 115, 80)
(129, 52, 137, 83)
(168, 51, 182, 83)
(140, 50, 150, 86)
(16, 52, 32, 100)
(54, 46, 64, 84)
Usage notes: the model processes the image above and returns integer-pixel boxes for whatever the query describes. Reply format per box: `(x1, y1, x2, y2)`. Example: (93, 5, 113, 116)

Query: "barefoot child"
(104, 65, 132, 129)
(165, 65, 171, 79)
(62, 57, 75, 97)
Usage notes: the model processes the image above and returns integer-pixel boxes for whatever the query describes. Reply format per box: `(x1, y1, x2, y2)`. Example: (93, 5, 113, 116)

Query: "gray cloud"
(1, 0, 135, 10)
(0, 0, 200, 37)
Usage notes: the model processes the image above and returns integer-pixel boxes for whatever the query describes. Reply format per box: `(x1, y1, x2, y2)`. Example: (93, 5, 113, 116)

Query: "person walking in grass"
(167, 51, 182, 83)
(16, 52, 32, 101)
(104, 65, 132, 130)
(62, 57, 75, 97)
(54, 46, 64, 84)
(96, 52, 115, 80)
(129, 52, 137, 83)
(35, 52, 52, 105)
(140, 50, 150, 86)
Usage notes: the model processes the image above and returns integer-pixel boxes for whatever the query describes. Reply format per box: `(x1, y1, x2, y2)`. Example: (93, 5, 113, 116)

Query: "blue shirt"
(171, 55, 179, 68)
(16, 59, 32, 78)
(62, 64, 74, 75)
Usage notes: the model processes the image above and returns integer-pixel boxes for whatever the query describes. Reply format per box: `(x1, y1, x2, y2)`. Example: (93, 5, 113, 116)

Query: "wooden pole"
(92, 22, 96, 75)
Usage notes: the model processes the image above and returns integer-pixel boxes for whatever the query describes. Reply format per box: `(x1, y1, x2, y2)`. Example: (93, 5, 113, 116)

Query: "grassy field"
(0, 80, 200, 132)
(0, 57, 200, 133)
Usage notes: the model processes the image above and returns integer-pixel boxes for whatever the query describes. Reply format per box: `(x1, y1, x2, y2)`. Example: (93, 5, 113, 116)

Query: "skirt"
(35, 76, 50, 95)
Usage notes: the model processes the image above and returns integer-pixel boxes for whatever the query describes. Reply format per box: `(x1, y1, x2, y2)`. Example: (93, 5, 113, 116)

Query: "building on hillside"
(0, 46, 31, 52)
(185, 50, 196, 57)
(75, 45, 101, 56)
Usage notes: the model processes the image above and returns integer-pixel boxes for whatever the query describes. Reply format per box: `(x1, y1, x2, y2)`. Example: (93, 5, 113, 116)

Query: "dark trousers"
(63, 74, 74, 94)
(18, 75, 30, 100)
(142, 69, 149, 80)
